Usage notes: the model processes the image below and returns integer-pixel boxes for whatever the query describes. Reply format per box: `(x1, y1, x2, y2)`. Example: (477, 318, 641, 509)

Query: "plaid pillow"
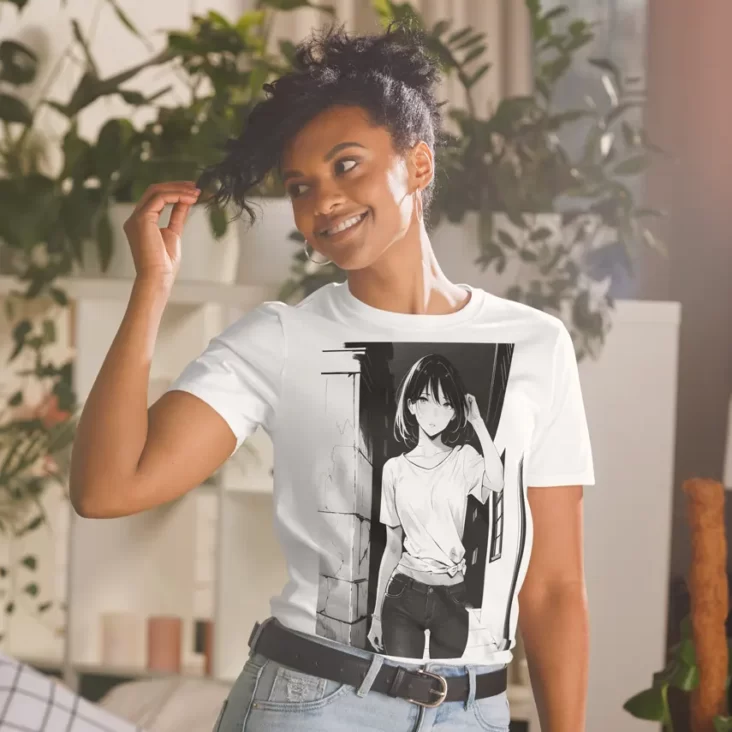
(0, 652, 144, 731)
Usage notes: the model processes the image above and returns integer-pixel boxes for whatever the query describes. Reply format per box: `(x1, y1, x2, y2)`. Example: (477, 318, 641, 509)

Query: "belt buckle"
(408, 670, 448, 708)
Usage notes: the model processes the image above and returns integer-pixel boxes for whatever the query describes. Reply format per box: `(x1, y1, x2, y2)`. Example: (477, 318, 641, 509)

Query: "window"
(490, 490, 504, 562)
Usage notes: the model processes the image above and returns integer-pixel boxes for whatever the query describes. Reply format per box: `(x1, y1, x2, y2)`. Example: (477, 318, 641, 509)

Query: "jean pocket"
(473, 691, 511, 732)
(252, 662, 348, 712)
(385, 575, 407, 598)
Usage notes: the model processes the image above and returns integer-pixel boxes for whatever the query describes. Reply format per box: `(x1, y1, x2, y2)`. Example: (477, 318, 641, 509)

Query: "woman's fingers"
(133, 182, 199, 214)
(131, 191, 200, 224)
(167, 200, 194, 236)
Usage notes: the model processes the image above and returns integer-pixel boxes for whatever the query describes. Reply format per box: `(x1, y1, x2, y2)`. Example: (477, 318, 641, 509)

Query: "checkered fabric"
(0, 652, 144, 732)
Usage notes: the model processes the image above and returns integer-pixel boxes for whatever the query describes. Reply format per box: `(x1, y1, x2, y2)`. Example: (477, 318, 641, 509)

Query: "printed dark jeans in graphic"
(381, 573, 470, 659)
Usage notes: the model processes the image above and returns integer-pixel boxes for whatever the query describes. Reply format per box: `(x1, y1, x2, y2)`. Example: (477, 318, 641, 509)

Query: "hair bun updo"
(291, 24, 441, 103)
(198, 23, 444, 225)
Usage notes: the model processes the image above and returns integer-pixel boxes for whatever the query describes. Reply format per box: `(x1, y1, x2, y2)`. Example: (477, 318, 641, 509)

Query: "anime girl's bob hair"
(393, 354, 470, 449)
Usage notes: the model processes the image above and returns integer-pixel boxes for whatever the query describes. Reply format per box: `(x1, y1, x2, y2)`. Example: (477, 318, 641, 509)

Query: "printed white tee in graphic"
(381, 445, 496, 577)
(168, 282, 595, 666)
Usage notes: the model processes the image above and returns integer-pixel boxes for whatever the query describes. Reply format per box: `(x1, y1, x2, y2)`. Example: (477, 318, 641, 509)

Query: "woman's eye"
(288, 183, 309, 198)
(335, 158, 358, 175)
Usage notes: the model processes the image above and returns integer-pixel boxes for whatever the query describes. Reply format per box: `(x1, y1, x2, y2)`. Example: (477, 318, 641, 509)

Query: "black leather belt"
(248, 618, 508, 708)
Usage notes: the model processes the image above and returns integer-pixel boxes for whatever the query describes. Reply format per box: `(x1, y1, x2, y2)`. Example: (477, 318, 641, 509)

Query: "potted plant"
(0, 0, 336, 644)
(624, 478, 731, 731)
(623, 615, 732, 731)
(0, 0, 163, 641)
(277, 0, 666, 361)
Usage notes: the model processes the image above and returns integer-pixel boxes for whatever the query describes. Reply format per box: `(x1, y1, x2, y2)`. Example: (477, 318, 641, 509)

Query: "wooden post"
(683, 478, 729, 730)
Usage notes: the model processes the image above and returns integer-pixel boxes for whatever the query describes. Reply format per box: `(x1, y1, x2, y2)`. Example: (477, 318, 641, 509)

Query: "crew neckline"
(332, 281, 484, 329)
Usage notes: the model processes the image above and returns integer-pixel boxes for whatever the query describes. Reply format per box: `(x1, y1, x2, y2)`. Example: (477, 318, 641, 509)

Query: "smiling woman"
(70, 19, 595, 732)
(196, 26, 445, 280)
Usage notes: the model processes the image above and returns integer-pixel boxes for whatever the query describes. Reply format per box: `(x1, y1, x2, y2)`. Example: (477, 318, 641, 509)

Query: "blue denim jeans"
(213, 622, 511, 732)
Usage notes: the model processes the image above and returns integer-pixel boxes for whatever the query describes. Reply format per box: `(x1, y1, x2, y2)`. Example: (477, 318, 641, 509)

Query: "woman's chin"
(329, 239, 379, 271)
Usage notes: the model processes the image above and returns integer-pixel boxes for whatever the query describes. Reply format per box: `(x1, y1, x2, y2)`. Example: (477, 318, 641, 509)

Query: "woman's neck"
(346, 218, 470, 316)
(411, 430, 449, 454)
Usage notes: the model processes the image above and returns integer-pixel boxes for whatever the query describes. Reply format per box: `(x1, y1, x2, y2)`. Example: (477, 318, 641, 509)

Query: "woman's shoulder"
(456, 443, 481, 461)
(383, 455, 400, 471)
(382, 454, 407, 479)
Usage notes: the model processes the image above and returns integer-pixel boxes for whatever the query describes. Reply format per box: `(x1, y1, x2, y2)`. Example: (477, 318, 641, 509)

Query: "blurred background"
(0, 1, 730, 730)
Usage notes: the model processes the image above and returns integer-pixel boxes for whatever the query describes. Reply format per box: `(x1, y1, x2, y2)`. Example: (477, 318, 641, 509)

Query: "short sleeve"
(524, 323, 595, 487)
(166, 302, 285, 455)
(380, 460, 400, 527)
(461, 445, 485, 499)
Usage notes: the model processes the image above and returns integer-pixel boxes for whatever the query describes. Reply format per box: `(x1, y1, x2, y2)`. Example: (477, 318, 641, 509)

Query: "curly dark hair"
(196, 23, 444, 225)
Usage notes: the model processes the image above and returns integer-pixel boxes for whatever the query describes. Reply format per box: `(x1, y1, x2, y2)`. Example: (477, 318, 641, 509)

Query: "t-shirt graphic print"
(315, 340, 520, 661)
(167, 282, 595, 667)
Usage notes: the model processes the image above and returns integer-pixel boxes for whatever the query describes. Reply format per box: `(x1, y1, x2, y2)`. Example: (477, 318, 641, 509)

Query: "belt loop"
(356, 653, 385, 698)
(248, 617, 270, 653)
(465, 665, 477, 711)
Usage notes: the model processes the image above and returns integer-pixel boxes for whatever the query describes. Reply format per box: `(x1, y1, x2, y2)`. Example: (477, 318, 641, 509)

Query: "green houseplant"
(278, 0, 665, 361)
(624, 615, 732, 731)
(0, 0, 331, 641)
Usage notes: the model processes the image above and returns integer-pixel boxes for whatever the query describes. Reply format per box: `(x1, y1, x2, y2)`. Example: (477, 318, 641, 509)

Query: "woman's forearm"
(69, 276, 171, 515)
(519, 582, 589, 731)
(473, 422, 504, 490)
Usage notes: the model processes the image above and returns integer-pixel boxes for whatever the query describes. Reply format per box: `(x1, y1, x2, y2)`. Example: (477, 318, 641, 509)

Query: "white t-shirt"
(168, 282, 595, 665)
(381, 445, 493, 577)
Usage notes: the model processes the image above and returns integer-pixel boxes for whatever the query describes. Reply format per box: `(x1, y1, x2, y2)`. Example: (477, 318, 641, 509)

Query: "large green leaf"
(208, 205, 228, 239)
(679, 636, 696, 666)
(259, 0, 334, 13)
(614, 155, 649, 176)
(0, 40, 38, 86)
(589, 57, 623, 95)
(715, 716, 732, 731)
(0, 92, 32, 124)
(95, 118, 133, 181)
(61, 123, 92, 180)
(670, 660, 699, 692)
(0, 175, 57, 250)
(105, 0, 145, 43)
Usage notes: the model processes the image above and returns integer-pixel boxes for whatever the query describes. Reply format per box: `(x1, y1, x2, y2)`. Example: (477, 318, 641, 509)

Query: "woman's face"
(280, 105, 431, 270)
(409, 383, 455, 438)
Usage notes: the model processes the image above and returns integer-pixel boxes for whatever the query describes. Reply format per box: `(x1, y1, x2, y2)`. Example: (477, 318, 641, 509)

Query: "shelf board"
(198, 481, 272, 497)
(72, 661, 211, 681)
(17, 654, 64, 670)
(0, 275, 273, 308)
(224, 482, 273, 495)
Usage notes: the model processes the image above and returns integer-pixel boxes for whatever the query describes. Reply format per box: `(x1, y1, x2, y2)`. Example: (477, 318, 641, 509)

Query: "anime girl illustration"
(367, 354, 505, 659)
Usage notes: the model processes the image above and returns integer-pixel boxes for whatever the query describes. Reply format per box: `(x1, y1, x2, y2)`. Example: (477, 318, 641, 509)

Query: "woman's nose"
(313, 181, 346, 215)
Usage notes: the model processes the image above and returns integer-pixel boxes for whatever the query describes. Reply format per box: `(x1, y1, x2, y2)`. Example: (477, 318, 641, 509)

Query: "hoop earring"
(304, 240, 331, 266)
(414, 191, 424, 224)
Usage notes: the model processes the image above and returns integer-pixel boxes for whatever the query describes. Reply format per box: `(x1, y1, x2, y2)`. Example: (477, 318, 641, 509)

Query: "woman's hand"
(367, 617, 384, 652)
(466, 393, 483, 426)
(122, 181, 201, 285)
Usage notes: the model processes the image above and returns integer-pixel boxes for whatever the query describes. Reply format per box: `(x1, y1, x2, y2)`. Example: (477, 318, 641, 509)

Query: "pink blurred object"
(147, 616, 182, 673)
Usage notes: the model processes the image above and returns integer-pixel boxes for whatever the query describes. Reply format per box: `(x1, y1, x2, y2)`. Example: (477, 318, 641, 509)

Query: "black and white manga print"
(316, 341, 527, 660)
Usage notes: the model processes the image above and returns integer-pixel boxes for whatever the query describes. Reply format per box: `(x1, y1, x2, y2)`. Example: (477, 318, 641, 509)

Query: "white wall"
(1, 0, 246, 148)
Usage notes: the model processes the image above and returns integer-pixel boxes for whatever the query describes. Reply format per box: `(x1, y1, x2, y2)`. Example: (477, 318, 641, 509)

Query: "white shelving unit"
(0, 276, 283, 689)
(0, 274, 533, 723)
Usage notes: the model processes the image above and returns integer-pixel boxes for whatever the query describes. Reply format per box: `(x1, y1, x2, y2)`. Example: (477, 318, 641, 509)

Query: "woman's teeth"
(324, 212, 366, 236)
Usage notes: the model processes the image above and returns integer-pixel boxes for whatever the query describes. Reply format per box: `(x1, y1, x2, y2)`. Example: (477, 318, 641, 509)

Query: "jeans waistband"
(392, 572, 465, 595)
(250, 617, 507, 676)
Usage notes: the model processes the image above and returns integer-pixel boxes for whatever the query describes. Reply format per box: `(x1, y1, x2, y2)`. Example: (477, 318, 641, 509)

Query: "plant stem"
(662, 683, 674, 732)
